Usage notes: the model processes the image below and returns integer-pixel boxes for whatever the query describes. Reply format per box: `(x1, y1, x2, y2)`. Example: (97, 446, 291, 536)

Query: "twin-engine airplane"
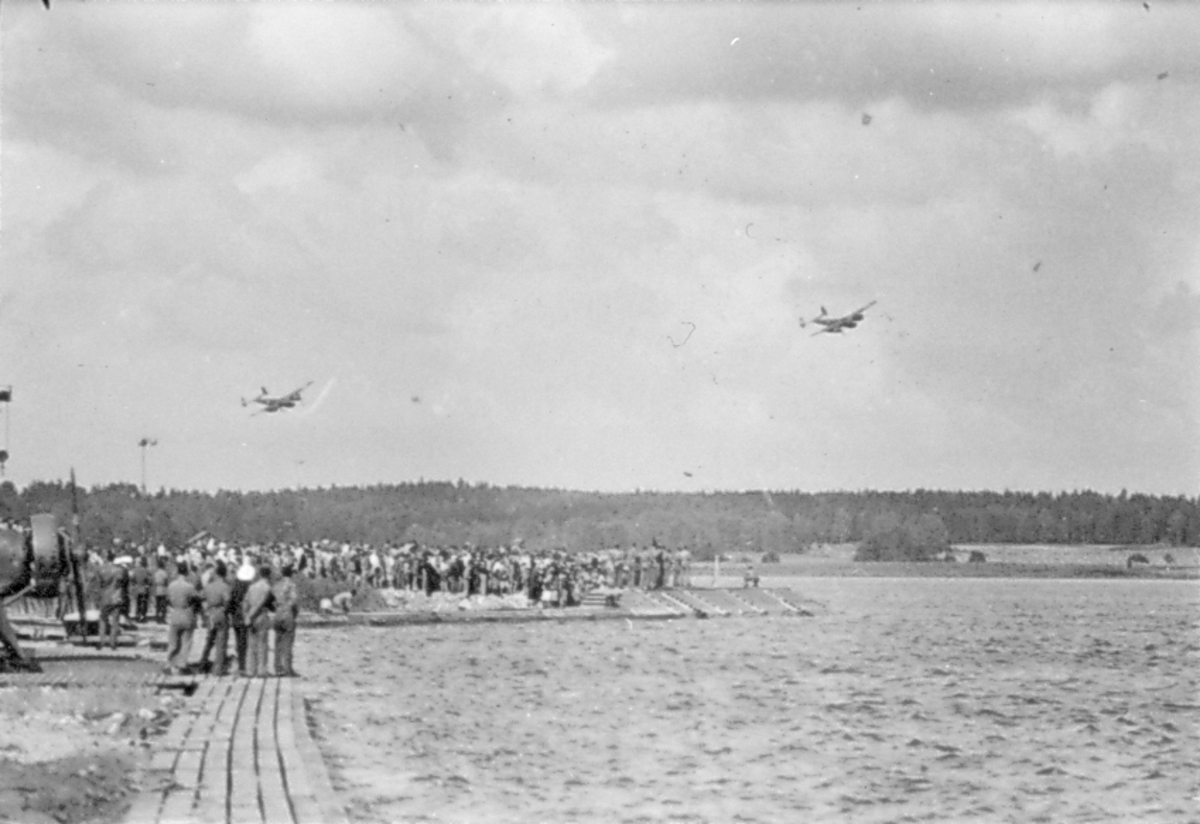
(800, 301, 877, 336)
(242, 382, 313, 414)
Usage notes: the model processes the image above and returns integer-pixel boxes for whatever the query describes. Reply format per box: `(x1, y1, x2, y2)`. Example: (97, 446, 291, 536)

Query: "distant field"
(698, 543, 1200, 582)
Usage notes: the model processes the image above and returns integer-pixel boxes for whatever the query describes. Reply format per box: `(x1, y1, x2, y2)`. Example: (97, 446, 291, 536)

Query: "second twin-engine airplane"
(242, 381, 313, 414)
(800, 301, 878, 336)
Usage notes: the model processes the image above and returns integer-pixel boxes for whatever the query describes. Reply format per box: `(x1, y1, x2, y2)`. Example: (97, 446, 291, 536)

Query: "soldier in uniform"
(130, 556, 152, 622)
(98, 553, 130, 650)
(272, 565, 300, 677)
(152, 557, 170, 623)
(243, 564, 275, 678)
(198, 560, 231, 675)
(165, 561, 202, 674)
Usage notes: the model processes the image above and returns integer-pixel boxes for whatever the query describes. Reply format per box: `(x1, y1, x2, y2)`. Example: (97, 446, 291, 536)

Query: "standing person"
(198, 560, 231, 675)
(152, 558, 170, 624)
(228, 560, 255, 677)
(243, 564, 275, 678)
(165, 561, 202, 674)
(272, 565, 300, 677)
(98, 553, 130, 651)
(130, 556, 152, 623)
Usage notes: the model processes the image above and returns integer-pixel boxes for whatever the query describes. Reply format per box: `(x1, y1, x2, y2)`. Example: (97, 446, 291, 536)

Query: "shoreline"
(748, 562, 1200, 580)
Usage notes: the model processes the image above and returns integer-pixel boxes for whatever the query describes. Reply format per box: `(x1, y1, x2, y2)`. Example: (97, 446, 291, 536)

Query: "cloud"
(3, 3, 1198, 494)
(588, 3, 1200, 110)
(437, 6, 615, 98)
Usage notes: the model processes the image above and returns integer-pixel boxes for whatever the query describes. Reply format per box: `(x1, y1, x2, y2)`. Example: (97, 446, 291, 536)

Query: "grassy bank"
(748, 562, 1199, 580)
(706, 543, 1200, 582)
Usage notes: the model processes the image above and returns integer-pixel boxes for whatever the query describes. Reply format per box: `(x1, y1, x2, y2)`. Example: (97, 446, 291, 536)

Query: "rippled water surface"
(299, 578, 1199, 823)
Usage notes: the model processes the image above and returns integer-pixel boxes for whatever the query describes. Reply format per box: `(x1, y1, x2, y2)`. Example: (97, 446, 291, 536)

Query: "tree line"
(0, 480, 1195, 559)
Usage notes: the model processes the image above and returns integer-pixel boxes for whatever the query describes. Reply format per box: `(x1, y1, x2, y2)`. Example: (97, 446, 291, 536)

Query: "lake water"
(299, 578, 1200, 823)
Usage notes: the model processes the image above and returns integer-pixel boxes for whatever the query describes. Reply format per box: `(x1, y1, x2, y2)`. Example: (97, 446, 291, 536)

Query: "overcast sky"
(2, 2, 1197, 496)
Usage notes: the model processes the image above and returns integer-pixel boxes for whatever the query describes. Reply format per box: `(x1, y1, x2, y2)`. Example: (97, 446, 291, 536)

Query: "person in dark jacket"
(130, 556, 152, 622)
(152, 558, 170, 624)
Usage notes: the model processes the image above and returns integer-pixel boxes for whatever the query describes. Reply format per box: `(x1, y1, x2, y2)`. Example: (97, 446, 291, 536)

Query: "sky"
(2, 2, 1198, 496)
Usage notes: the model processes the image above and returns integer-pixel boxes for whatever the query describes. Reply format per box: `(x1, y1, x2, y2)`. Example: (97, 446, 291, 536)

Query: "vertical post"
(0, 385, 11, 477)
(69, 470, 88, 645)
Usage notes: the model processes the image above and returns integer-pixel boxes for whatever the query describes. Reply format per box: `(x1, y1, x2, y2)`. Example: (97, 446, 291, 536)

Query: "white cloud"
(234, 149, 322, 195)
(246, 5, 432, 111)
(440, 6, 615, 98)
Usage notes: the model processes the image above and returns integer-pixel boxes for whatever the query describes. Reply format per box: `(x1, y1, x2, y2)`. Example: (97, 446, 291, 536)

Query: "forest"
(1, 480, 1195, 558)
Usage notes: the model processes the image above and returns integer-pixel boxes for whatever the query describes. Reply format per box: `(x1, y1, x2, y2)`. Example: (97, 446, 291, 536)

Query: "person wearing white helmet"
(228, 560, 256, 676)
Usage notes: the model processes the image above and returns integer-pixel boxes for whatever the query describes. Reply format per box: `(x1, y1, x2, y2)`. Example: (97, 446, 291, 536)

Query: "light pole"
(138, 437, 158, 493)
(0, 385, 11, 476)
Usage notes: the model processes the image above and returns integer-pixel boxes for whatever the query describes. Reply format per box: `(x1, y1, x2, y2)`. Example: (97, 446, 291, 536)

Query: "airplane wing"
(850, 300, 877, 316)
(290, 381, 314, 400)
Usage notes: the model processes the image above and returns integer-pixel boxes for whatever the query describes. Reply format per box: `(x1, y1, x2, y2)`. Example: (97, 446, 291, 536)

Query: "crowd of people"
(101, 537, 695, 612)
(91, 551, 300, 677)
(10, 529, 699, 675)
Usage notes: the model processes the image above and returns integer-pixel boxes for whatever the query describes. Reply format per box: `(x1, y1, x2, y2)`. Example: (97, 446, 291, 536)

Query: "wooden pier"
(123, 675, 346, 824)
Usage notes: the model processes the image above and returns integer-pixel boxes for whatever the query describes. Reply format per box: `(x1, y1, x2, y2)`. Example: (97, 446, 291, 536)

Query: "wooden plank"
(276, 679, 323, 824)
(257, 679, 294, 824)
(123, 790, 164, 824)
(148, 750, 178, 773)
(193, 739, 231, 824)
(230, 678, 266, 824)
(172, 748, 204, 791)
(154, 678, 236, 822)
(192, 680, 243, 824)
(157, 773, 197, 822)
(290, 682, 349, 824)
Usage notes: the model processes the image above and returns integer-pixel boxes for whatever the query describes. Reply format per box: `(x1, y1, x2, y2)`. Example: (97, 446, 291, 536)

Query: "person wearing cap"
(243, 564, 275, 678)
(98, 552, 130, 651)
(165, 561, 203, 674)
(272, 565, 300, 677)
